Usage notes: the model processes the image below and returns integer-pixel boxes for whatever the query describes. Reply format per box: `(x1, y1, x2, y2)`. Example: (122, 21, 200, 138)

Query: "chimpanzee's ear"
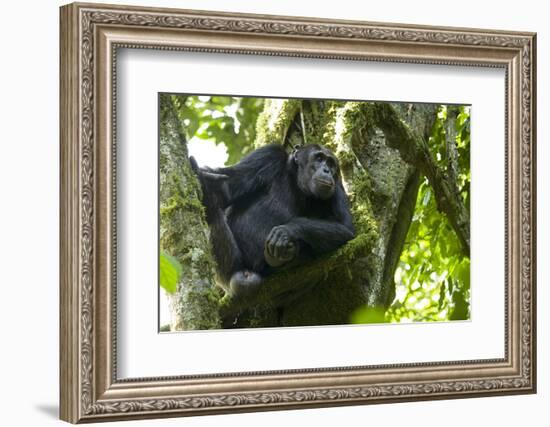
(290, 144, 302, 165)
(288, 148, 300, 172)
(287, 153, 297, 170)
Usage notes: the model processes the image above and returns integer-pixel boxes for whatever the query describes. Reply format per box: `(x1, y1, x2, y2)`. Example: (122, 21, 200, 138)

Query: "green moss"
(218, 227, 378, 321)
(281, 276, 366, 326)
(159, 98, 222, 330)
(339, 233, 375, 259)
(170, 283, 222, 330)
(348, 171, 378, 238)
(255, 99, 301, 147)
(322, 102, 371, 153)
(160, 194, 203, 217)
(280, 235, 375, 326)
(159, 147, 216, 278)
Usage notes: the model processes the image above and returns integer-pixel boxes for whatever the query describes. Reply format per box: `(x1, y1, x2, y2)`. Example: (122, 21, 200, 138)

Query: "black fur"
(190, 144, 355, 296)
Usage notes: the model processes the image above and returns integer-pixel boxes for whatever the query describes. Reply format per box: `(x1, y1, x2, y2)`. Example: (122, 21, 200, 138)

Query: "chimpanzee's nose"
(322, 165, 330, 174)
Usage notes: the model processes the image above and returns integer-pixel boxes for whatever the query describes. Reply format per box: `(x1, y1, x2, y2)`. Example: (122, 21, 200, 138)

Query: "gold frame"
(59, 2, 537, 423)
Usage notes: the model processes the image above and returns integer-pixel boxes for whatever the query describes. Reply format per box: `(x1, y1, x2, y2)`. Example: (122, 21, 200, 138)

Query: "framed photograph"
(60, 2, 536, 423)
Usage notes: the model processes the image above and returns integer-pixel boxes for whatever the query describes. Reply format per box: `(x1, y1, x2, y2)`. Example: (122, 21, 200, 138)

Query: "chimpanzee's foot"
(229, 270, 262, 297)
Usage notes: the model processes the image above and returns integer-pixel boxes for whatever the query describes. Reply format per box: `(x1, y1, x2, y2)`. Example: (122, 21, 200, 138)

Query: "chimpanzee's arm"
(213, 144, 287, 206)
(284, 218, 354, 254)
(284, 183, 355, 254)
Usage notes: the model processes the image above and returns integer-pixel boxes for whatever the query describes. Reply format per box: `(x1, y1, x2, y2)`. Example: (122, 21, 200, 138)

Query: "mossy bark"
(371, 103, 469, 255)
(357, 103, 438, 307)
(160, 96, 221, 331)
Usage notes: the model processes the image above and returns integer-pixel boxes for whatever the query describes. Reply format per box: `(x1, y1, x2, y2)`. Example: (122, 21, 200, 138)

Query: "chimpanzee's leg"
(207, 207, 263, 296)
(190, 157, 262, 295)
(206, 207, 242, 285)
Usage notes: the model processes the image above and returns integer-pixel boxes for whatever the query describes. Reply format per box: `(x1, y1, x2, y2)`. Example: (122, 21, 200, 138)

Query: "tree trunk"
(159, 96, 222, 331)
(161, 97, 456, 330)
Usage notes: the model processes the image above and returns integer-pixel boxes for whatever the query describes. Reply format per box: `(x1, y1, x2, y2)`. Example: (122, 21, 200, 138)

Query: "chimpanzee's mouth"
(315, 179, 334, 188)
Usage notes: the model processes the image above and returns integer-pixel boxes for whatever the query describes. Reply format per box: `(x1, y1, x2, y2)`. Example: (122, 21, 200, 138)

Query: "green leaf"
(450, 288, 469, 320)
(455, 259, 471, 290)
(160, 251, 182, 294)
(350, 306, 388, 324)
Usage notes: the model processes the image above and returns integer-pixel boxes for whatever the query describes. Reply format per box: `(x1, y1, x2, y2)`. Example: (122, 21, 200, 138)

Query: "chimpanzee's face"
(295, 145, 340, 200)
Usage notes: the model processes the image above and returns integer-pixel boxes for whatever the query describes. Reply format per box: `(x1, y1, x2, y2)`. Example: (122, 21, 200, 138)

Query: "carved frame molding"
(60, 2, 536, 423)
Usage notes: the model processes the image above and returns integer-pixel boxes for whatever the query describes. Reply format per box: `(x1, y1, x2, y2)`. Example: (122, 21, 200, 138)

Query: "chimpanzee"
(190, 144, 355, 296)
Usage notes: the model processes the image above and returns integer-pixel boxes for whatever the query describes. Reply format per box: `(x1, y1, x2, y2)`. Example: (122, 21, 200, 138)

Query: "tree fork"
(370, 103, 470, 256)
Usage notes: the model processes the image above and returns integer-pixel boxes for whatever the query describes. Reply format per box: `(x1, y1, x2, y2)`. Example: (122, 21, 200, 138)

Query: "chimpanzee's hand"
(264, 225, 298, 267)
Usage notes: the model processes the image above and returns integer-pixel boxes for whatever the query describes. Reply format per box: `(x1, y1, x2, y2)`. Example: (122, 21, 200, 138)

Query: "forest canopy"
(159, 94, 471, 330)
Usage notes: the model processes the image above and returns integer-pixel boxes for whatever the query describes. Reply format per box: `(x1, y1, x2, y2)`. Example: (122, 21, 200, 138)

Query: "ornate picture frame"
(60, 2, 536, 423)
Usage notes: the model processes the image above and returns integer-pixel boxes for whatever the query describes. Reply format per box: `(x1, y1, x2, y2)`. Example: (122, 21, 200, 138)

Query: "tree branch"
(445, 107, 460, 185)
(219, 234, 373, 319)
(370, 103, 470, 256)
(380, 169, 422, 307)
